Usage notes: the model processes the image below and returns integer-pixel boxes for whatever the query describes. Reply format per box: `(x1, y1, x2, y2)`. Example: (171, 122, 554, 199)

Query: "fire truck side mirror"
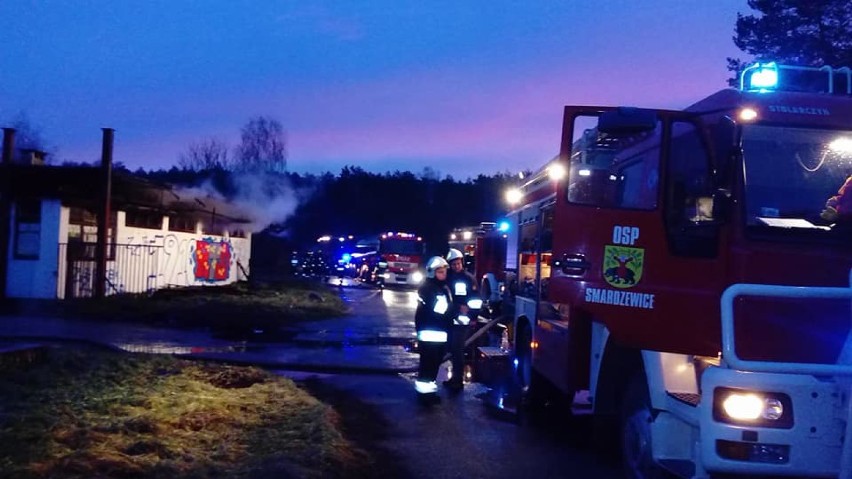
(598, 108, 658, 135)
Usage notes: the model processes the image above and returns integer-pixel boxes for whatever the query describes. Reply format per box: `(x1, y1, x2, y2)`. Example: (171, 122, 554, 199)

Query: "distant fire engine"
(448, 221, 510, 315)
(491, 63, 852, 478)
(356, 232, 425, 287)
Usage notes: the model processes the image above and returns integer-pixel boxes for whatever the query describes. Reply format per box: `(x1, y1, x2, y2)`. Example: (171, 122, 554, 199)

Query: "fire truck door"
(550, 109, 725, 355)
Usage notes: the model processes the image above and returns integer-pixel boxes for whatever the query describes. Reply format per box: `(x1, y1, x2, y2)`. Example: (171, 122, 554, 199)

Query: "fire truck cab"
(448, 221, 509, 313)
(502, 63, 852, 478)
(357, 232, 425, 287)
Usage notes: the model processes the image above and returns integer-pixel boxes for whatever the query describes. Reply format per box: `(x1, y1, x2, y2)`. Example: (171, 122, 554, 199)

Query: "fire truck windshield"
(742, 124, 852, 237)
(379, 238, 423, 255)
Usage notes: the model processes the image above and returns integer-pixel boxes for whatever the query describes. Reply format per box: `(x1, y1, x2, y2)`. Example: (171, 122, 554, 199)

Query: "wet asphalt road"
(287, 371, 623, 479)
(285, 281, 623, 479)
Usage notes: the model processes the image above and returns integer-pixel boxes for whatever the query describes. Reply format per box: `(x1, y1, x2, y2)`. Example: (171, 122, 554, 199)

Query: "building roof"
(0, 164, 252, 225)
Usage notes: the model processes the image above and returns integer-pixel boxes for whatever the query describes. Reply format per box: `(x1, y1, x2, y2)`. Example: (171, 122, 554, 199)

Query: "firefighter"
(443, 248, 482, 391)
(821, 174, 852, 223)
(414, 256, 453, 400)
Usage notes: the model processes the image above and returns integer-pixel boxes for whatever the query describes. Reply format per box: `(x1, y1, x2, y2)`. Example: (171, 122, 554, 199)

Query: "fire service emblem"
(603, 245, 644, 289)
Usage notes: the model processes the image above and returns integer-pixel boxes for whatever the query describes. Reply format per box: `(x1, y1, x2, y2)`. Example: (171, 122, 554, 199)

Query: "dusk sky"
(1, 1, 749, 179)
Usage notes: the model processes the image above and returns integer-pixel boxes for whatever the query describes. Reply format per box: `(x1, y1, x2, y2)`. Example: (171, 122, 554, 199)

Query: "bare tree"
(234, 116, 287, 172)
(178, 137, 231, 171)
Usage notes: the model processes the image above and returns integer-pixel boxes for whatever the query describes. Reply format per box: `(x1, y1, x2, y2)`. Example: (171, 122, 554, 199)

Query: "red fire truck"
(447, 221, 512, 316)
(495, 63, 852, 478)
(356, 232, 425, 287)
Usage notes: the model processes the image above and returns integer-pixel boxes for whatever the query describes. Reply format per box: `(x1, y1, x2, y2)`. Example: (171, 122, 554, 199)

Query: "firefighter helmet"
(446, 248, 464, 263)
(426, 256, 449, 278)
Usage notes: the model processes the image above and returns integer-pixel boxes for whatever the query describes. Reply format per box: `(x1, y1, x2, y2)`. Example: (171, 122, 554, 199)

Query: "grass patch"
(0, 345, 368, 478)
(62, 280, 348, 334)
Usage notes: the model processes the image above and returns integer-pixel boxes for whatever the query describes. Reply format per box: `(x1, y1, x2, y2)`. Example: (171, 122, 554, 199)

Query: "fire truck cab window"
(567, 121, 661, 210)
(742, 125, 852, 236)
(665, 121, 717, 257)
(668, 121, 714, 222)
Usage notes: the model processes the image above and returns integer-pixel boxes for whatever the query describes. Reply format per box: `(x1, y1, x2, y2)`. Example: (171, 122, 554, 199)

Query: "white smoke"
(230, 171, 303, 234)
(172, 171, 305, 234)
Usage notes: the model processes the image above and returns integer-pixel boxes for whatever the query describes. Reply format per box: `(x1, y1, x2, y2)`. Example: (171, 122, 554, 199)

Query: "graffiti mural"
(193, 238, 232, 282)
(119, 230, 249, 289)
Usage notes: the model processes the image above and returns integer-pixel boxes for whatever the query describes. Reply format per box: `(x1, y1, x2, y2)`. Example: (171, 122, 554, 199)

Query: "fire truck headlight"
(505, 188, 523, 205)
(713, 388, 792, 428)
(548, 163, 566, 181)
(411, 271, 424, 284)
(829, 137, 852, 153)
(763, 398, 784, 420)
(722, 393, 763, 420)
(738, 108, 758, 122)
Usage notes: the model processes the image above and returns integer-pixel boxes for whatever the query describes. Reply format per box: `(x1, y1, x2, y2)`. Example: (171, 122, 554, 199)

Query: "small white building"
(1, 162, 252, 299)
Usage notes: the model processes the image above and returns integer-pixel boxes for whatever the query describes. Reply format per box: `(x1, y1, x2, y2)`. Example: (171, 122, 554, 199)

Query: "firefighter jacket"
(415, 278, 454, 333)
(447, 269, 481, 326)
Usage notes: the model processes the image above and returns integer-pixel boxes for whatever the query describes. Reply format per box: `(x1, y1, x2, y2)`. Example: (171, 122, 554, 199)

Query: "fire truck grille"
(667, 392, 701, 407)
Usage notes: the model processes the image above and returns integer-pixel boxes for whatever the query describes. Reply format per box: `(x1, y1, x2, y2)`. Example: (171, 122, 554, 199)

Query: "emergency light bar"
(740, 62, 780, 92)
(382, 232, 418, 239)
(740, 62, 852, 95)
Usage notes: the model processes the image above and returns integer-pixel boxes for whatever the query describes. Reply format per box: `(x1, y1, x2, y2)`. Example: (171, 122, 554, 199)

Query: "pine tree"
(727, 0, 852, 85)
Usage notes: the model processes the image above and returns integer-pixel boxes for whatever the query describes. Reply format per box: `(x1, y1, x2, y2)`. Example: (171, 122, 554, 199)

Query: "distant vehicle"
(356, 232, 425, 287)
(290, 250, 331, 279)
(448, 223, 491, 273)
(448, 222, 507, 317)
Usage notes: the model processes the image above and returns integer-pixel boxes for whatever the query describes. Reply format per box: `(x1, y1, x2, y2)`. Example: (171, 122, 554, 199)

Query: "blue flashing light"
(742, 62, 778, 92)
(751, 67, 778, 89)
(341, 253, 352, 263)
(498, 220, 510, 233)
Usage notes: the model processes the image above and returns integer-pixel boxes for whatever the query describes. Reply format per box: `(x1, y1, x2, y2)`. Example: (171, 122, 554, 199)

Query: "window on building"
(125, 209, 163, 230)
(201, 220, 221, 236)
(14, 199, 41, 259)
(68, 207, 98, 243)
(67, 207, 116, 260)
(168, 214, 197, 233)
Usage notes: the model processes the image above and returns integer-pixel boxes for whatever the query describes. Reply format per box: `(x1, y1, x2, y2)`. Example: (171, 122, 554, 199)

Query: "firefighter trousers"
(447, 325, 468, 386)
(417, 341, 445, 384)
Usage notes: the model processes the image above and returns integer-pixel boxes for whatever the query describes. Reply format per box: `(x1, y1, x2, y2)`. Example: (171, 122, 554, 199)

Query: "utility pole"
(0, 128, 15, 300)
(94, 128, 113, 299)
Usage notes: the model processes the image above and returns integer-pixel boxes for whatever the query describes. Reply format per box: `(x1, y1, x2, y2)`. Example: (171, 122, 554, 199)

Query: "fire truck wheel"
(621, 371, 669, 479)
